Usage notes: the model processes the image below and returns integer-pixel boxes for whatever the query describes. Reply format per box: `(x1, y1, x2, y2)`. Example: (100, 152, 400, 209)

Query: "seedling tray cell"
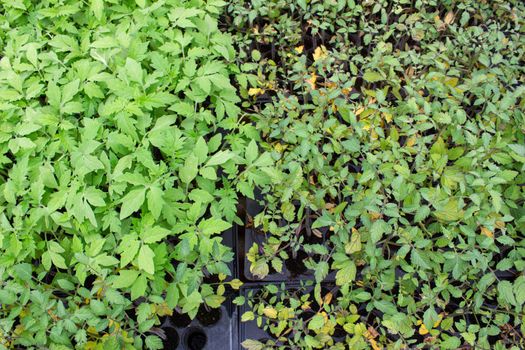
(161, 296, 239, 350)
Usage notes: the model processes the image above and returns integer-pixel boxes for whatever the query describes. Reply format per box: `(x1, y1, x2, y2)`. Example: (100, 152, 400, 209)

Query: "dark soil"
(203, 274, 220, 284)
(52, 290, 69, 298)
(196, 305, 222, 327)
(284, 249, 308, 276)
(333, 324, 346, 338)
(170, 311, 192, 328)
(125, 307, 137, 322)
(185, 327, 208, 350)
(162, 327, 180, 349)
(84, 275, 96, 289)
(302, 226, 325, 245)
(298, 311, 315, 322)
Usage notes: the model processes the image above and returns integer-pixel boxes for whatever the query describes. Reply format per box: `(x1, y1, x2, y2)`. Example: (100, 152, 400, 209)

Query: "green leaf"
(194, 137, 208, 163)
(241, 311, 255, 322)
(336, 260, 356, 286)
(245, 139, 258, 164)
(47, 83, 61, 108)
(0, 290, 16, 305)
(308, 314, 325, 330)
(138, 244, 155, 275)
(142, 226, 171, 244)
(147, 186, 165, 220)
(180, 154, 199, 184)
(130, 274, 147, 300)
(120, 188, 146, 219)
(508, 143, 525, 157)
(113, 270, 139, 288)
(514, 276, 525, 307)
(49, 251, 67, 269)
(498, 281, 516, 306)
(312, 213, 334, 229)
(414, 205, 430, 222)
(314, 261, 329, 283)
(441, 336, 461, 349)
(12, 263, 32, 281)
(199, 167, 217, 180)
(206, 150, 234, 166)
(370, 219, 388, 243)
(423, 307, 438, 332)
(204, 294, 225, 308)
(189, 189, 214, 203)
(304, 335, 321, 347)
(373, 300, 398, 315)
(145, 335, 163, 350)
(166, 284, 180, 309)
(199, 218, 232, 235)
(91, 0, 104, 21)
(241, 339, 264, 350)
(125, 58, 143, 83)
(363, 70, 383, 82)
(434, 199, 464, 222)
(411, 249, 431, 270)
(120, 238, 140, 268)
(62, 79, 80, 104)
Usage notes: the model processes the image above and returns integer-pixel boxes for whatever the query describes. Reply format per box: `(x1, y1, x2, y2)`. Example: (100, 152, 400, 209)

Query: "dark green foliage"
(229, 0, 525, 349)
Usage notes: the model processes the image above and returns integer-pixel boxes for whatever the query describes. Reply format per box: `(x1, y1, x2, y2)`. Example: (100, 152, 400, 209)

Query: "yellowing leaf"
(248, 88, 265, 96)
(323, 292, 333, 305)
(345, 228, 361, 254)
(241, 311, 255, 322)
(434, 313, 444, 328)
(444, 77, 459, 87)
(312, 45, 328, 62)
(295, 45, 304, 53)
(13, 324, 24, 335)
(419, 323, 429, 335)
(364, 327, 382, 350)
(301, 301, 312, 311)
(481, 226, 494, 238)
(444, 11, 455, 24)
(369, 338, 382, 350)
(278, 308, 294, 320)
(155, 302, 173, 317)
(355, 106, 365, 116)
(369, 212, 382, 220)
(263, 307, 278, 319)
(406, 135, 417, 147)
(274, 142, 286, 153)
(229, 279, 243, 290)
(306, 73, 317, 89)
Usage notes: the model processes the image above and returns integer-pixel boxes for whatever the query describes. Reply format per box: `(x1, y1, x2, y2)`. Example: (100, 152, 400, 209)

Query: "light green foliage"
(0, 0, 271, 348)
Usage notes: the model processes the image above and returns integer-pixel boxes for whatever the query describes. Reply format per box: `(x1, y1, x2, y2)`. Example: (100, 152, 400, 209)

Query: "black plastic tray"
(237, 197, 335, 283)
(161, 295, 239, 350)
